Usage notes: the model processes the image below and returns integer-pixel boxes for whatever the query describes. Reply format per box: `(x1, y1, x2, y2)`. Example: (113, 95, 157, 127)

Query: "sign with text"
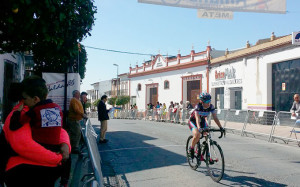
(42, 73, 80, 111)
(138, 0, 286, 14)
(292, 32, 300, 45)
(198, 9, 233, 19)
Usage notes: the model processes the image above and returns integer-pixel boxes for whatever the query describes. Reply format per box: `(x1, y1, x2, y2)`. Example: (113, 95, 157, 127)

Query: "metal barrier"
(223, 109, 248, 133)
(242, 110, 276, 140)
(105, 108, 300, 147)
(208, 109, 228, 128)
(88, 112, 98, 118)
(270, 111, 300, 145)
(81, 119, 104, 187)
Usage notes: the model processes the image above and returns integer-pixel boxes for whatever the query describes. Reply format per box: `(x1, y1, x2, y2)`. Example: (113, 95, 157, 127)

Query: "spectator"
(97, 95, 110, 143)
(21, 76, 71, 186)
(80, 91, 88, 115)
(291, 94, 300, 118)
(168, 101, 174, 121)
(162, 103, 167, 121)
(186, 101, 193, 110)
(66, 90, 86, 154)
(2, 81, 71, 187)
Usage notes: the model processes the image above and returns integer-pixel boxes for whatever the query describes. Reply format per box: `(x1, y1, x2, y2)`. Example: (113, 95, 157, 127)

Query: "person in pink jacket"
(2, 81, 71, 187)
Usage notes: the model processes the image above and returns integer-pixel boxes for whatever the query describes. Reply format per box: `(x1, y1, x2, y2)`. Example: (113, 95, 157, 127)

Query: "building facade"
(210, 33, 300, 111)
(128, 46, 225, 109)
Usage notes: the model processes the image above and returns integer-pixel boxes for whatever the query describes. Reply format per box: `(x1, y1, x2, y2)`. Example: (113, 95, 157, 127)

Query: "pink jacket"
(3, 102, 71, 171)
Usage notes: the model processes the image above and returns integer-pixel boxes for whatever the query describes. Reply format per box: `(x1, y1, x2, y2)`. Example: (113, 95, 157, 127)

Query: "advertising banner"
(42, 73, 80, 111)
(138, 0, 286, 14)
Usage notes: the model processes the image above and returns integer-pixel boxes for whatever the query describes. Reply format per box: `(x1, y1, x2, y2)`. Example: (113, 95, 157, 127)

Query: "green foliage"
(85, 102, 91, 109)
(116, 96, 130, 107)
(108, 97, 117, 106)
(92, 99, 100, 107)
(0, 0, 96, 79)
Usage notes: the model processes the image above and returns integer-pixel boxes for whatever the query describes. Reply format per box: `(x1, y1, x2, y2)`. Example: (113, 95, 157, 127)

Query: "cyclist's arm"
(195, 112, 201, 129)
(212, 113, 222, 128)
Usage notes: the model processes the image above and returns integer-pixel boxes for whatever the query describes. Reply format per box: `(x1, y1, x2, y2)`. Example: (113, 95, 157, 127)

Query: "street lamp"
(113, 64, 119, 95)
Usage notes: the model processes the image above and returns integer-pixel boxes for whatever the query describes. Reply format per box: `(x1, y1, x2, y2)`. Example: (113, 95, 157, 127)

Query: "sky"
(80, 0, 300, 92)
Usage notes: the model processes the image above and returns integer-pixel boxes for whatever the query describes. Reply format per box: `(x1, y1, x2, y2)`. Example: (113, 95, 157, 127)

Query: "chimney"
(246, 41, 250, 48)
(225, 48, 229, 56)
(271, 32, 276, 41)
(177, 50, 181, 64)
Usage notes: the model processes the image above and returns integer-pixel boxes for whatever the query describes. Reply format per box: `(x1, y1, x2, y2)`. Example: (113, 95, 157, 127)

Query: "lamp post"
(113, 64, 119, 95)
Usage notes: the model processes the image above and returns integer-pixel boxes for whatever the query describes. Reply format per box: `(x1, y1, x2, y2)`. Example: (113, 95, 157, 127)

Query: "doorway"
(2, 61, 16, 123)
(149, 87, 158, 105)
(272, 59, 300, 111)
(187, 80, 200, 106)
(215, 87, 224, 109)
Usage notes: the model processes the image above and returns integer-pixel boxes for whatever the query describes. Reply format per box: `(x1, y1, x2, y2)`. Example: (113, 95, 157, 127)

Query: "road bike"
(186, 127, 225, 182)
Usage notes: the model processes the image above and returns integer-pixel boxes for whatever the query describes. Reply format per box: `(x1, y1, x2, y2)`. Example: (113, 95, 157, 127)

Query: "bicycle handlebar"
(200, 127, 226, 139)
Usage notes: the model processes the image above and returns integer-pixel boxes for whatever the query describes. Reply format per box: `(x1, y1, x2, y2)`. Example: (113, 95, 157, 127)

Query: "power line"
(85, 46, 172, 57)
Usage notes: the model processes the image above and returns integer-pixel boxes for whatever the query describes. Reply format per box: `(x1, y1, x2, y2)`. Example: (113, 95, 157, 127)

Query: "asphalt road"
(91, 118, 300, 187)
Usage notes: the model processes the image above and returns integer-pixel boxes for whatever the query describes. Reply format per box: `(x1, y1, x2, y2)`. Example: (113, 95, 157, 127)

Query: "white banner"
(198, 9, 233, 19)
(292, 32, 300, 45)
(138, 0, 286, 14)
(42, 73, 80, 111)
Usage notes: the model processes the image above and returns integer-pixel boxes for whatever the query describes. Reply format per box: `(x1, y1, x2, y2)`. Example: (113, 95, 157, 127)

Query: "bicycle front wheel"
(205, 141, 225, 182)
(186, 135, 200, 170)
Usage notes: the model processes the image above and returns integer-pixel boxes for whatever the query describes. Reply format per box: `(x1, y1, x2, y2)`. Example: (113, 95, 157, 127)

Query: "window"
(137, 83, 141, 91)
(164, 80, 169, 89)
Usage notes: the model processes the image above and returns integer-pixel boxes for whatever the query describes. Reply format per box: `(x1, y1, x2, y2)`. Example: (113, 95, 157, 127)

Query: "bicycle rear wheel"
(205, 141, 225, 182)
(186, 135, 200, 170)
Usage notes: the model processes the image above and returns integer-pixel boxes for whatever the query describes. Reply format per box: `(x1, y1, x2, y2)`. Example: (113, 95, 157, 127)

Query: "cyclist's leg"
(188, 120, 200, 148)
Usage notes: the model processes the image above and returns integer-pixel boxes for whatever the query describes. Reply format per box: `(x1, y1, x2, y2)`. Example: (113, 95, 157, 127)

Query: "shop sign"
(183, 75, 201, 81)
(215, 67, 236, 80)
(212, 79, 242, 86)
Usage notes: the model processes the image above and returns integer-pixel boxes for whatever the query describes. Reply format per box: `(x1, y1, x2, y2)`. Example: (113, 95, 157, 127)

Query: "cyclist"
(188, 92, 224, 158)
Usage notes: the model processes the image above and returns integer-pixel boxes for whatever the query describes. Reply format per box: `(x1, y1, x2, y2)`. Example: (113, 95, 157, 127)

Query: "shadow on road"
(94, 127, 187, 186)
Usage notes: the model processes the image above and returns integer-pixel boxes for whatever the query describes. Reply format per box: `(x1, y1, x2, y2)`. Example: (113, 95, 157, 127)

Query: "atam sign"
(198, 9, 233, 19)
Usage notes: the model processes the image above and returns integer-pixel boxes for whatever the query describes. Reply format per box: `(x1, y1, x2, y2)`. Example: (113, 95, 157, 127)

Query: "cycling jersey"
(188, 103, 216, 131)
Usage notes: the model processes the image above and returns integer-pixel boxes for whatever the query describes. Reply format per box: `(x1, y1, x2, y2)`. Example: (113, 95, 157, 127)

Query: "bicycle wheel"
(186, 135, 200, 170)
(205, 141, 225, 182)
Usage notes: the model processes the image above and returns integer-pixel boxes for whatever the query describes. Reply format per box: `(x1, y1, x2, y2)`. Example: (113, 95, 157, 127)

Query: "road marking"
(99, 144, 185, 153)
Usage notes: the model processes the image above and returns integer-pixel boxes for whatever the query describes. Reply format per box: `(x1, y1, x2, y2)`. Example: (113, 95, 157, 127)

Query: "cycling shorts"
(188, 118, 207, 131)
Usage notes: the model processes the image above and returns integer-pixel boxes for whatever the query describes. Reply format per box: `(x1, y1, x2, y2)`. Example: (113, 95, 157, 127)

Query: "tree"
(92, 99, 100, 107)
(108, 97, 117, 107)
(0, 0, 96, 79)
(116, 96, 130, 109)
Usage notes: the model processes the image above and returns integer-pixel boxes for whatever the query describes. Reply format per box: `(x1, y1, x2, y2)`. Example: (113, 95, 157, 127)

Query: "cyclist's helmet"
(199, 92, 211, 103)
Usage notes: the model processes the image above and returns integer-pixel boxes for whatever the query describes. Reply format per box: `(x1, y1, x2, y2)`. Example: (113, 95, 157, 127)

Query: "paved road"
(91, 118, 300, 187)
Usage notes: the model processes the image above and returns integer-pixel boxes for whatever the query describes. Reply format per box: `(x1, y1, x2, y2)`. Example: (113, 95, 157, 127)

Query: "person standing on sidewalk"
(291, 94, 300, 118)
(66, 90, 87, 154)
(80, 91, 88, 115)
(98, 95, 110, 143)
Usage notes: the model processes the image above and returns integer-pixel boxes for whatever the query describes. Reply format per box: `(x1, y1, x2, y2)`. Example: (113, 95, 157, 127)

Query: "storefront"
(210, 33, 300, 111)
(210, 63, 244, 110)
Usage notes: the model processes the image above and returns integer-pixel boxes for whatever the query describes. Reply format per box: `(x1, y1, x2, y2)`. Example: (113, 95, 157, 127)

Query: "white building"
(0, 53, 27, 123)
(128, 33, 300, 112)
(210, 33, 300, 111)
(129, 46, 225, 109)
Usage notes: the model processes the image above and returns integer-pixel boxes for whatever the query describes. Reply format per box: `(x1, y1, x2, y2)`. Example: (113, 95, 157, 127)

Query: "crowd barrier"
(98, 108, 300, 146)
(243, 110, 276, 140)
(270, 111, 300, 145)
(81, 119, 104, 187)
